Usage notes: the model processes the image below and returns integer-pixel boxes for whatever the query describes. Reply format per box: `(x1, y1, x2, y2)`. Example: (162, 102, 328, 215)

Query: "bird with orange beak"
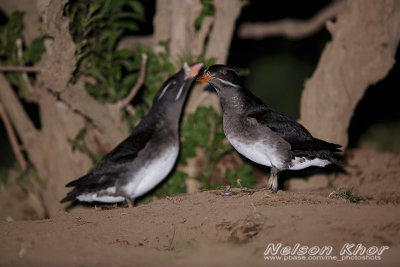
(197, 64, 340, 193)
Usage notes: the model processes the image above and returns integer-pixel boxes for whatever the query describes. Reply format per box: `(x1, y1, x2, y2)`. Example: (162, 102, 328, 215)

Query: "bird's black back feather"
(63, 117, 156, 193)
(243, 89, 341, 153)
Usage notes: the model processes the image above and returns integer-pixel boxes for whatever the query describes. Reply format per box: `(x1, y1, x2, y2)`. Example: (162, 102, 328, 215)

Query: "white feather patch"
(288, 157, 330, 170)
(217, 78, 240, 88)
(158, 82, 171, 100)
(175, 84, 184, 100)
(76, 187, 125, 203)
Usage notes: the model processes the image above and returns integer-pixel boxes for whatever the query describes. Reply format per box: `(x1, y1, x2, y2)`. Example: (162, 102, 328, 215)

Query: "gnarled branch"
(0, 102, 28, 171)
(299, 0, 400, 147)
(0, 66, 40, 72)
(116, 53, 148, 109)
(59, 82, 127, 147)
(205, 0, 243, 64)
(0, 74, 40, 144)
(192, 16, 214, 58)
(238, 0, 344, 40)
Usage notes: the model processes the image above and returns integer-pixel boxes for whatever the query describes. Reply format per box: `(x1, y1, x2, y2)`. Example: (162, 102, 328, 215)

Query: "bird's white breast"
(227, 135, 286, 170)
(122, 145, 179, 199)
(228, 135, 332, 171)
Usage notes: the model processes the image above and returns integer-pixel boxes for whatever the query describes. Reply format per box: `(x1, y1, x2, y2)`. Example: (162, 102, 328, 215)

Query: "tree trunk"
(299, 0, 400, 148)
(0, 0, 246, 216)
(0, 1, 131, 216)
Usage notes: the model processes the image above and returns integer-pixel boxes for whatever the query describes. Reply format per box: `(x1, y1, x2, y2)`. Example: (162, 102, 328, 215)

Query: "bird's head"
(197, 64, 241, 91)
(156, 62, 203, 103)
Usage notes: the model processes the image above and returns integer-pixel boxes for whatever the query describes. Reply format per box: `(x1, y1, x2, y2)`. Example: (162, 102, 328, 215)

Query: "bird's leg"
(125, 197, 135, 208)
(240, 169, 278, 195)
(238, 168, 280, 195)
(267, 167, 279, 193)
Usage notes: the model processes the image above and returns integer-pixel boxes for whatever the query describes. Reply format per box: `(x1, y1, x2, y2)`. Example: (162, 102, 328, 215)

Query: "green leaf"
(112, 49, 135, 59)
(238, 164, 256, 188)
(111, 12, 143, 21)
(113, 20, 138, 31)
(128, 1, 145, 17)
(88, 1, 103, 18)
(0, 169, 8, 186)
(121, 73, 138, 89)
(107, 66, 121, 81)
(22, 37, 45, 64)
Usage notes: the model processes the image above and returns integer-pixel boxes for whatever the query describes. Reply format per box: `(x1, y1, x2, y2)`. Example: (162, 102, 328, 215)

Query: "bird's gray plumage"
(61, 63, 203, 204)
(197, 64, 341, 193)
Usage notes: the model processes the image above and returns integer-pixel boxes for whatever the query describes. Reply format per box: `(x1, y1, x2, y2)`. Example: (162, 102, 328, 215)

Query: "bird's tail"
(60, 188, 81, 203)
(311, 138, 342, 152)
(291, 149, 342, 166)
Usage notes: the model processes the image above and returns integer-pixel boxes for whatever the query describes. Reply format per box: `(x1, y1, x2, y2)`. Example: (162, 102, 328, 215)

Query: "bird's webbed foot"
(125, 197, 135, 208)
(215, 185, 236, 196)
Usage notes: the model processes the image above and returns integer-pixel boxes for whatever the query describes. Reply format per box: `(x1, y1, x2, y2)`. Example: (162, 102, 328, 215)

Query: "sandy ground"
(0, 148, 399, 266)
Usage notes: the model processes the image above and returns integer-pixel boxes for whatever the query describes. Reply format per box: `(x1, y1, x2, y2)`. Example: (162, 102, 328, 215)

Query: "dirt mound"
(333, 149, 400, 204)
(0, 149, 399, 266)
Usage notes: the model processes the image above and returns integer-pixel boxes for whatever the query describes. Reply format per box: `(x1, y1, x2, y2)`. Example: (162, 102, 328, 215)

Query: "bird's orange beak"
(185, 63, 204, 79)
(196, 73, 213, 82)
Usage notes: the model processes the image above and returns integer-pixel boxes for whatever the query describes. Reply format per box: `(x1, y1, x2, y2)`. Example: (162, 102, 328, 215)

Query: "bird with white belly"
(61, 63, 203, 205)
(197, 64, 341, 193)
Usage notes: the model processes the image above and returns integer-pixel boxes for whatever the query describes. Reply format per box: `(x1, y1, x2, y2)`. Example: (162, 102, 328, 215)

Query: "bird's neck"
(147, 101, 184, 131)
(217, 87, 249, 115)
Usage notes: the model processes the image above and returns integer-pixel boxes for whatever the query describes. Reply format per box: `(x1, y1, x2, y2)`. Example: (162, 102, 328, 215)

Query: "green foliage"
(155, 171, 187, 196)
(195, 0, 215, 31)
(226, 164, 256, 189)
(22, 37, 45, 64)
(0, 168, 8, 187)
(0, 12, 47, 191)
(128, 44, 176, 124)
(65, 0, 145, 103)
(17, 167, 45, 192)
(0, 11, 23, 63)
(68, 128, 102, 164)
(137, 171, 187, 205)
(180, 107, 233, 188)
(1, 163, 45, 192)
(241, 0, 250, 7)
(329, 187, 361, 203)
(0, 12, 45, 101)
(180, 107, 229, 163)
(30, 169, 45, 189)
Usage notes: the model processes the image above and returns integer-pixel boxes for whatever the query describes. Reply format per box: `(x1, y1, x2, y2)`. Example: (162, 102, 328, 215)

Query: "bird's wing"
(246, 106, 312, 144)
(66, 126, 155, 189)
(246, 106, 341, 152)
